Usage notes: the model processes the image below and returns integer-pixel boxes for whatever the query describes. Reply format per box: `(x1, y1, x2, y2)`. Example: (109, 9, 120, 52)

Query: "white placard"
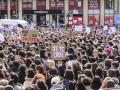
(110, 27, 116, 33)
(104, 25, 108, 31)
(75, 25, 83, 32)
(0, 33, 5, 43)
(85, 27, 91, 34)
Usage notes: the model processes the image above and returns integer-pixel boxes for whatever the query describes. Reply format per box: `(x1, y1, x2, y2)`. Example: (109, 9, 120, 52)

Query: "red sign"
(68, 16, 83, 27)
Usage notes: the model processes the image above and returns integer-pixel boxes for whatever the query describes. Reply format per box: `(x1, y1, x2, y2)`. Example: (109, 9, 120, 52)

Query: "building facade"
(0, 0, 120, 26)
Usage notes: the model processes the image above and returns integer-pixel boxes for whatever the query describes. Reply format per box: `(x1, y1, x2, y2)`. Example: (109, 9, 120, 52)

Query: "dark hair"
(84, 69, 93, 79)
(82, 77, 92, 86)
(4, 85, 14, 90)
(27, 68, 35, 78)
(68, 81, 76, 90)
(0, 45, 3, 51)
(26, 51, 33, 58)
(105, 59, 112, 68)
(25, 86, 36, 90)
(35, 65, 46, 76)
(18, 50, 26, 58)
(37, 81, 48, 90)
(108, 69, 116, 77)
(91, 63, 98, 76)
(30, 63, 36, 70)
(18, 64, 26, 84)
(92, 76, 102, 90)
(0, 51, 4, 59)
(48, 68, 58, 76)
(85, 63, 91, 69)
(34, 59, 41, 65)
(106, 80, 115, 88)
(112, 61, 119, 69)
(64, 69, 74, 81)
(95, 67, 103, 79)
(25, 59, 32, 68)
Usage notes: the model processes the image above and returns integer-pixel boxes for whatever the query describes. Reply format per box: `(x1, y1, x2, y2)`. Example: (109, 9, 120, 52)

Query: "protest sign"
(75, 25, 83, 32)
(51, 44, 65, 60)
(0, 33, 5, 43)
(21, 29, 39, 43)
(21, 29, 30, 43)
(30, 29, 39, 43)
(85, 27, 91, 34)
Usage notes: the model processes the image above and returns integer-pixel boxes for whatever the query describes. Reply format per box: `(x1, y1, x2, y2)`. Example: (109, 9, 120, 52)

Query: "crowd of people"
(0, 25, 120, 90)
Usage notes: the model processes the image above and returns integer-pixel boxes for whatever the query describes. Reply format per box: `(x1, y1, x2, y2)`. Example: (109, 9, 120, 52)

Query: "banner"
(51, 44, 65, 60)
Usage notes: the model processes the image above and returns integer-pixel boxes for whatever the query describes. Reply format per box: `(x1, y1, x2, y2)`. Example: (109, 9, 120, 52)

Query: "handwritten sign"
(21, 29, 39, 43)
(21, 30, 30, 43)
(51, 44, 65, 60)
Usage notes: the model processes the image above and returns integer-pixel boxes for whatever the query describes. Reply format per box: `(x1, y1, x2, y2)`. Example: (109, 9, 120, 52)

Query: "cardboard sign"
(30, 29, 39, 43)
(21, 30, 30, 43)
(21, 29, 39, 43)
(51, 44, 65, 60)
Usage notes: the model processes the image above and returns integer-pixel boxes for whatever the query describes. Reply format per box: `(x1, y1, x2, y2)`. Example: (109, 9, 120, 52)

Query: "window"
(0, 0, 7, 10)
(105, 0, 114, 9)
(36, 0, 46, 10)
(104, 0, 115, 25)
(22, 0, 32, 10)
(49, 0, 64, 10)
(88, 0, 100, 25)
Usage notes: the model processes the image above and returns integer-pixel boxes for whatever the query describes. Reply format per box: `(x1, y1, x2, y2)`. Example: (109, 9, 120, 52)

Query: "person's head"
(112, 61, 119, 69)
(25, 58, 32, 68)
(0, 70, 5, 79)
(10, 72, 18, 85)
(85, 63, 91, 69)
(64, 69, 75, 80)
(34, 59, 41, 65)
(26, 68, 35, 78)
(37, 80, 48, 90)
(35, 65, 46, 76)
(13, 60, 20, 69)
(48, 68, 58, 77)
(105, 59, 112, 68)
(95, 67, 103, 79)
(107, 69, 116, 77)
(26, 51, 33, 58)
(4, 85, 14, 90)
(25, 86, 36, 90)
(19, 64, 26, 72)
(106, 79, 115, 88)
(0, 51, 4, 59)
(68, 81, 76, 90)
(82, 77, 92, 87)
(84, 69, 93, 79)
(18, 50, 26, 58)
(92, 76, 102, 90)
(30, 63, 36, 70)
(0, 79, 9, 86)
